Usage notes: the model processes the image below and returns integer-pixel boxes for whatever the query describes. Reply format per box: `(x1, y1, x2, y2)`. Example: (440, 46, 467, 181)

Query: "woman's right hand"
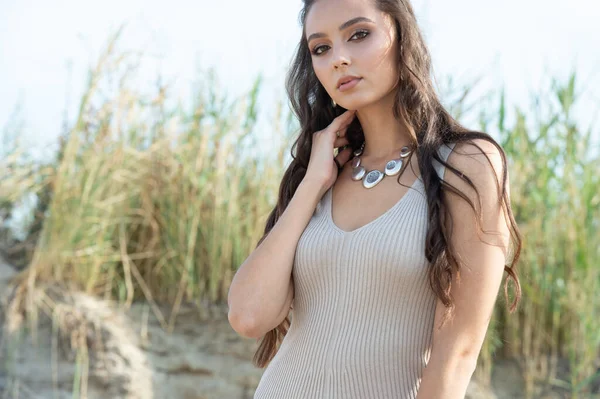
(304, 109, 357, 193)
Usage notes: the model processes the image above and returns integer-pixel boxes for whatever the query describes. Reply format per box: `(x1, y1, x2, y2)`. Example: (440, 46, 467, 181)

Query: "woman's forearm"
(415, 354, 477, 399)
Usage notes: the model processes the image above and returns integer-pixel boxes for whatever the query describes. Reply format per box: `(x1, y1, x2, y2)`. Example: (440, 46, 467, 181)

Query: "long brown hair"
(252, 0, 521, 368)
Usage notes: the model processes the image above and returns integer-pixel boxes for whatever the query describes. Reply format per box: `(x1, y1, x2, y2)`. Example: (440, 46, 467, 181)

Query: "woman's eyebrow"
(307, 16, 375, 43)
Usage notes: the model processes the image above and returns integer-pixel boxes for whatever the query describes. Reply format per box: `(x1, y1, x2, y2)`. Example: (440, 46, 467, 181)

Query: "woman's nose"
(331, 45, 351, 69)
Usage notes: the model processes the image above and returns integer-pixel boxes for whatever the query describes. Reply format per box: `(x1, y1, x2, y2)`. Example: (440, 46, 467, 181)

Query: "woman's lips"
(338, 77, 362, 92)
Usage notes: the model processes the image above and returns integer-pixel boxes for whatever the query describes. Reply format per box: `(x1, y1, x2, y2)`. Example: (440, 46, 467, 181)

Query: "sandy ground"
(0, 256, 573, 399)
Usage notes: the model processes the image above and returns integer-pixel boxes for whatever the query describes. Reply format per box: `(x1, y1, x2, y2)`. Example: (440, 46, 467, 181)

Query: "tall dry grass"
(2, 29, 295, 334)
(1, 31, 598, 398)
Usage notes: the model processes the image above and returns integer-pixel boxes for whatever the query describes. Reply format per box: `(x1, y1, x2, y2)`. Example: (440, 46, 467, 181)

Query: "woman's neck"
(354, 95, 413, 160)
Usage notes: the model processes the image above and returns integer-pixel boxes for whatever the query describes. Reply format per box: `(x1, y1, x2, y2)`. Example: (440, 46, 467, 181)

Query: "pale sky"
(1, 0, 599, 161)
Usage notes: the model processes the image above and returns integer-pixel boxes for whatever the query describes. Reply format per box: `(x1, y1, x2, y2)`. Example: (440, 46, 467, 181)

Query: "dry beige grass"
(0, 29, 598, 399)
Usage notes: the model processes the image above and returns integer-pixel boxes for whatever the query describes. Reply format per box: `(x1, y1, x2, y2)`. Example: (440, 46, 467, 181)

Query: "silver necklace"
(351, 142, 414, 189)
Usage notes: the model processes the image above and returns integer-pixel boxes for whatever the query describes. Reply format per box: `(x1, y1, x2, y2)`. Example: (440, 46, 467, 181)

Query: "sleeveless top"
(253, 142, 457, 399)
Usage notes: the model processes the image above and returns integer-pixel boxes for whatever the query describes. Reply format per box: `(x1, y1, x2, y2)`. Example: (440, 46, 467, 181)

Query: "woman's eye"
(313, 45, 329, 55)
(311, 30, 369, 56)
(350, 30, 369, 40)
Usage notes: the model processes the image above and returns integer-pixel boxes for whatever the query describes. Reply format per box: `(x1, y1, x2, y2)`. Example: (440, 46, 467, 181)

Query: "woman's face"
(305, 0, 399, 110)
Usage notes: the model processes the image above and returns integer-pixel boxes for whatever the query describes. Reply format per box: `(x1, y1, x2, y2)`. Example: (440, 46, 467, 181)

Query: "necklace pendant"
(363, 170, 384, 188)
(351, 165, 366, 181)
(384, 159, 403, 176)
(353, 141, 366, 157)
(400, 146, 411, 158)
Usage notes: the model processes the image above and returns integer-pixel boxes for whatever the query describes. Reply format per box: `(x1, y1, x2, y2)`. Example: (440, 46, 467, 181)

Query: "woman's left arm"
(416, 139, 512, 399)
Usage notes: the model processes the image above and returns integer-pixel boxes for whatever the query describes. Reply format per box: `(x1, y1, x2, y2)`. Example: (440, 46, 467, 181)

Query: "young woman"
(228, 0, 521, 397)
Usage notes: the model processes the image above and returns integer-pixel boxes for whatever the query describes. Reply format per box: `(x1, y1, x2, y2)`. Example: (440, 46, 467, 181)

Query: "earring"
(332, 98, 337, 107)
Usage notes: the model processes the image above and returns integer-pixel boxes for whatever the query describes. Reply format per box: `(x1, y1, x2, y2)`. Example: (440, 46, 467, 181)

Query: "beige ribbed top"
(254, 142, 457, 399)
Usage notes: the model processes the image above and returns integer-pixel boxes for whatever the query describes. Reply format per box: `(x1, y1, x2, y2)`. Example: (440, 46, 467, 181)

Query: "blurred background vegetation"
(1, 29, 599, 399)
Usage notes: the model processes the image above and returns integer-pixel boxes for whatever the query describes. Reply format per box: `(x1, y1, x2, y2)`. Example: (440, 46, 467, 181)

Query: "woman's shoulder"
(440, 138, 506, 200)
(433, 138, 505, 184)
(446, 138, 504, 172)
(432, 141, 458, 180)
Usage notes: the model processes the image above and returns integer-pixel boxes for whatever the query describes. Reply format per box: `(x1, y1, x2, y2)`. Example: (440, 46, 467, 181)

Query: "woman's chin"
(336, 100, 363, 112)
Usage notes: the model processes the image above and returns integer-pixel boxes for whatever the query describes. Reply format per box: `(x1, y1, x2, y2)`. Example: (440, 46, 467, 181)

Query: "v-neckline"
(327, 177, 422, 235)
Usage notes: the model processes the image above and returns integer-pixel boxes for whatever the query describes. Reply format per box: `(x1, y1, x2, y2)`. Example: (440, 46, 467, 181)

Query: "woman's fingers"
(334, 146, 354, 169)
(333, 121, 351, 146)
(334, 136, 350, 148)
(326, 110, 356, 135)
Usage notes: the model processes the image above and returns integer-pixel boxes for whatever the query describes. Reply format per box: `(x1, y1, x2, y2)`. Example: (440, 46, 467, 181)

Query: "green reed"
(474, 74, 600, 398)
